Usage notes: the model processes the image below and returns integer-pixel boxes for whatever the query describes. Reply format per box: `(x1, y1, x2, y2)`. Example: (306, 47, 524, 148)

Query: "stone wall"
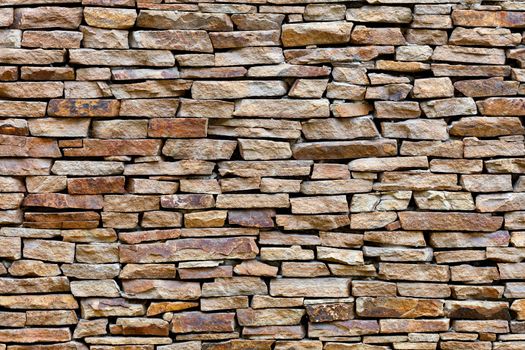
(0, 0, 524, 349)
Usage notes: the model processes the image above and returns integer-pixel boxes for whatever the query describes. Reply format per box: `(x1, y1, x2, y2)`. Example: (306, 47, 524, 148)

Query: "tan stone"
(351, 26, 405, 45)
(308, 320, 379, 337)
(131, 30, 213, 53)
(270, 278, 351, 297)
(70, 49, 174, 67)
(302, 117, 378, 140)
(14, 7, 82, 29)
(477, 97, 525, 116)
(356, 297, 444, 318)
(238, 308, 304, 326)
(399, 212, 503, 232)
(239, 139, 292, 160)
(0, 328, 71, 343)
(380, 319, 450, 333)
(282, 22, 352, 47)
(84, 7, 136, 29)
(81, 298, 145, 319)
(452, 10, 525, 28)
(123, 279, 200, 300)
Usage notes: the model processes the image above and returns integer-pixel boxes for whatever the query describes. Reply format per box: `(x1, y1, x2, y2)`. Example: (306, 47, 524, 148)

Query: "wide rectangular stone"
(293, 140, 397, 160)
(28, 118, 90, 137)
(137, 10, 233, 31)
(148, 118, 207, 138)
(0, 135, 60, 158)
(432, 45, 506, 65)
(123, 280, 200, 300)
(172, 312, 235, 333)
(0, 101, 46, 118)
(308, 320, 379, 337)
(290, 195, 348, 214)
(237, 308, 305, 326)
(379, 263, 450, 282)
(270, 278, 351, 297)
(399, 212, 503, 231)
(234, 98, 329, 118)
(192, 80, 287, 99)
(210, 30, 280, 48)
(430, 231, 509, 248)
(216, 194, 289, 209)
(22, 30, 83, 49)
(356, 297, 444, 318)
(0, 82, 63, 99)
(0, 49, 65, 65)
(452, 10, 525, 28)
(382, 120, 448, 140)
(477, 98, 525, 116)
(47, 99, 119, 117)
(23, 193, 103, 210)
(380, 319, 450, 333)
(284, 46, 394, 65)
(81, 298, 145, 319)
(14, 7, 81, 29)
(302, 117, 379, 140)
(215, 47, 284, 66)
(52, 161, 123, 176)
(69, 49, 174, 67)
(0, 294, 78, 310)
(477, 193, 525, 212)
(63, 139, 161, 157)
(349, 156, 428, 172)
(120, 237, 258, 263)
(130, 30, 213, 53)
(0, 328, 71, 343)
(276, 214, 350, 231)
(162, 139, 237, 160)
(347, 6, 412, 23)
(23, 239, 75, 263)
(282, 22, 353, 47)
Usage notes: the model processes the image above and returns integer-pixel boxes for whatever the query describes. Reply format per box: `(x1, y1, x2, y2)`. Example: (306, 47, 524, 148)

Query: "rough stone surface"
(0, 2, 522, 349)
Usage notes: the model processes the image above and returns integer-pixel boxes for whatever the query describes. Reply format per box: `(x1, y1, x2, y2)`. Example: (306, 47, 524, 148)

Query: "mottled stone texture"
(0, 0, 524, 349)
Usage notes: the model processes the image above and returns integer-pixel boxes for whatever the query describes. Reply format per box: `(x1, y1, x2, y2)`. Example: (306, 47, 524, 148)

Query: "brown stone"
(123, 279, 200, 300)
(452, 10, 525, 28)
(131, 30, 213, 53)
(270, 278, 351, 297)
(0, 328, 71, 343)
(84, 7, 136, 29)
(477, 97, 525, 116)
(399, 212, 503, 232)
(445, 300, 510, 320)
(148, 118, 207, 138)
(356, 297, 444, 318)
(380, 319, 450, 333)
(379, 263, 450, 282)
(172, 312, 235, 333)
(305, 301, 354, 323)
(81, 298, 145, 319)
(14, 7, 82, 29)
(293, 139, 397, 160)
(282, 22, 352, 47)
(70, 49, 174, 67)
(120, 237, 258, 263)
(137, 10, 233, 31)
(308, 320, 379, 337)
(0, 294, 78, 310)
(237, 308, 304, 326)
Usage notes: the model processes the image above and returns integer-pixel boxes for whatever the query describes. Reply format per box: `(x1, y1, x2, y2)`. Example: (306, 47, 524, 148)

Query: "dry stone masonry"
(0, 0, 524, 349)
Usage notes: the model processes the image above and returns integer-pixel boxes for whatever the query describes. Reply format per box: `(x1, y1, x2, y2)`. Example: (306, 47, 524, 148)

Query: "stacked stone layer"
(0, 0, 525, 349)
